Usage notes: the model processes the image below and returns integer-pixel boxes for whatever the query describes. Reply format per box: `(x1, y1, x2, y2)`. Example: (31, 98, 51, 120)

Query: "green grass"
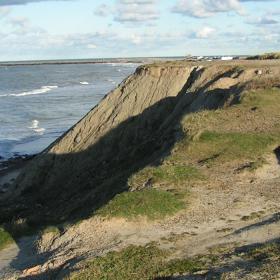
(41, 225, 60, 235)
(96, 189, 184, 220)
(128, 164, 203, 191)
(68, 244, 204, 280)
(246, 242, 280, 260)
(188, 131, 277, 167)
(67, 240, 280, 280)
(240, 88, 280, 109)
(0, 227, 14, 250)
(160, 258, 205, 275)
(152, 165, 203, 182)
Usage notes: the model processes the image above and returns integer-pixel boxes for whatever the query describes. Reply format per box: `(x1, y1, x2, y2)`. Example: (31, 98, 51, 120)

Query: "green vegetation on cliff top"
(98, 88, 280, 221)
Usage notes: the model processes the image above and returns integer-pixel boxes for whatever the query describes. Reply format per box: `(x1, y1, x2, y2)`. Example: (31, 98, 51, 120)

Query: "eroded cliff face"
(2, 61, 280, 223)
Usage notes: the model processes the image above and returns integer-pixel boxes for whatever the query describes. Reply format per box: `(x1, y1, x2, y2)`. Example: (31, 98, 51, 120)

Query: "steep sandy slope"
(1, 60, 280, 225)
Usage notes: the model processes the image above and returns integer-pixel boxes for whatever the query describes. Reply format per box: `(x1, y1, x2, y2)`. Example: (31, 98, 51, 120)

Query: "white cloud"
(87, 44, 97, 49)
(130, 33, 142, 44)
(115, 0, 159, 24)
(195, 26, 216, 38)
(173, 0, 245, 18)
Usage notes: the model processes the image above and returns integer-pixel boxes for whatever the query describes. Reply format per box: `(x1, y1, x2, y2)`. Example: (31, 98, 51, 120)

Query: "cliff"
(1, 60, 280, 279)
(1, 60, 280, 225)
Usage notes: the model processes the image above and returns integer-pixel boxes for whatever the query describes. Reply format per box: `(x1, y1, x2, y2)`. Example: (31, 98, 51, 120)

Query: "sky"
(0, 0, 279, 61)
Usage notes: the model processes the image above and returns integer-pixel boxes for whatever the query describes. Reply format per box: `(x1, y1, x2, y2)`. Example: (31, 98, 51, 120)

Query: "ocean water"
(0, 63, 139, 159)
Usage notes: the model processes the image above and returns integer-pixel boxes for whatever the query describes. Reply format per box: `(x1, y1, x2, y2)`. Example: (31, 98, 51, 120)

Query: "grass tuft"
(188, 131, 277, 167)
(96, 189, 184, 220)
(41, 225, 60, 235)
(128, 164, 203, 191)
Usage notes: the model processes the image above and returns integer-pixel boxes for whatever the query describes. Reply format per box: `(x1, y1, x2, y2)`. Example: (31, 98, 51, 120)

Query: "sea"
(0, 62, 140, 160)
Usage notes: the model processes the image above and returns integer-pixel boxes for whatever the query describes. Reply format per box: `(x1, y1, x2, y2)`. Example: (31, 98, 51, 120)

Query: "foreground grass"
(68, 241, 280, 280)
(97, 189, 184, 220)
(68, 244, 204, 280)
(0, 227, 14, 250)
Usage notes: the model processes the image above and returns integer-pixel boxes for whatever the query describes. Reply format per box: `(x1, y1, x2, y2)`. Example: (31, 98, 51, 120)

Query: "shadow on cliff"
(0, 69, 246, 279)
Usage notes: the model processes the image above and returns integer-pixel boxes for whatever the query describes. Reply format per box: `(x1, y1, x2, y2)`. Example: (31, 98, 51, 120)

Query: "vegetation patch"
(188, 131, 277, 167)
(0, 226, 14, 250)
(128, 164, 203, 191)
(246, 242, 280, 260)
(96, 189, 184, 220)
(240, 88, 280, 109)
(248, 52, 280, 60)
(68, 244, 205, 280)
(41, 225, 61, 235)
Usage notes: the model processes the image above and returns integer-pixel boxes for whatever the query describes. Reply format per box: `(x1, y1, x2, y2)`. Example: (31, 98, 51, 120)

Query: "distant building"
(221, 56, 233, 61)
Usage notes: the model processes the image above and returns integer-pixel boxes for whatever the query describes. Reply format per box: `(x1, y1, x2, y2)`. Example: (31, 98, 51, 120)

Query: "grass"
(66, 240, 280, 280)
(182, 88, 280, 133)
(248, 52, 280, 60)
(41, 225, 61, 235)
(240, 88, 280, 109)
(152, 165, 202, 182)
(0, 226, 14, 250)
(68, 244, 205, 280)
(187, 131, 277, 167)
(96, 189, 184, 220)
(128, 164, 203, 192)
(173, 89, 280, 170)
(246, 242, 280, 260)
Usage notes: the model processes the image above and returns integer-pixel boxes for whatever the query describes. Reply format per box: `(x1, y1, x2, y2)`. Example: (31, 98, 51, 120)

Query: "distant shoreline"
(0, 57, 186, 67)
(0, 60, 145, 67)
(0, 55, 252, 67)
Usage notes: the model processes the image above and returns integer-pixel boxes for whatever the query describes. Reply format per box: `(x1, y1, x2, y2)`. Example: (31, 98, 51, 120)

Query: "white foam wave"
(106, 62, 139, 67)
(33, 128, 46, 134)
(28, 120, 45, 135)
(0, 85, 58, 97)
(29, 120, 39, 129)
(80, 81, 89, 85)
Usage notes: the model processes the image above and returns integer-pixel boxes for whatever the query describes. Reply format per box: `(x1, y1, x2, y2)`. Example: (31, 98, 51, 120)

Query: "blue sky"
(0, 0, 279, 61)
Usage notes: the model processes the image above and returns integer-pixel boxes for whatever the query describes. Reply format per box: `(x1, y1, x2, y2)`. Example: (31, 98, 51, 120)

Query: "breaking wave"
(0, 85, 58, 97)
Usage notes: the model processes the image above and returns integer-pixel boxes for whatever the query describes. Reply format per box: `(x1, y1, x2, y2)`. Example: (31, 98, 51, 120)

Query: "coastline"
(0, 57, 176, 67)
